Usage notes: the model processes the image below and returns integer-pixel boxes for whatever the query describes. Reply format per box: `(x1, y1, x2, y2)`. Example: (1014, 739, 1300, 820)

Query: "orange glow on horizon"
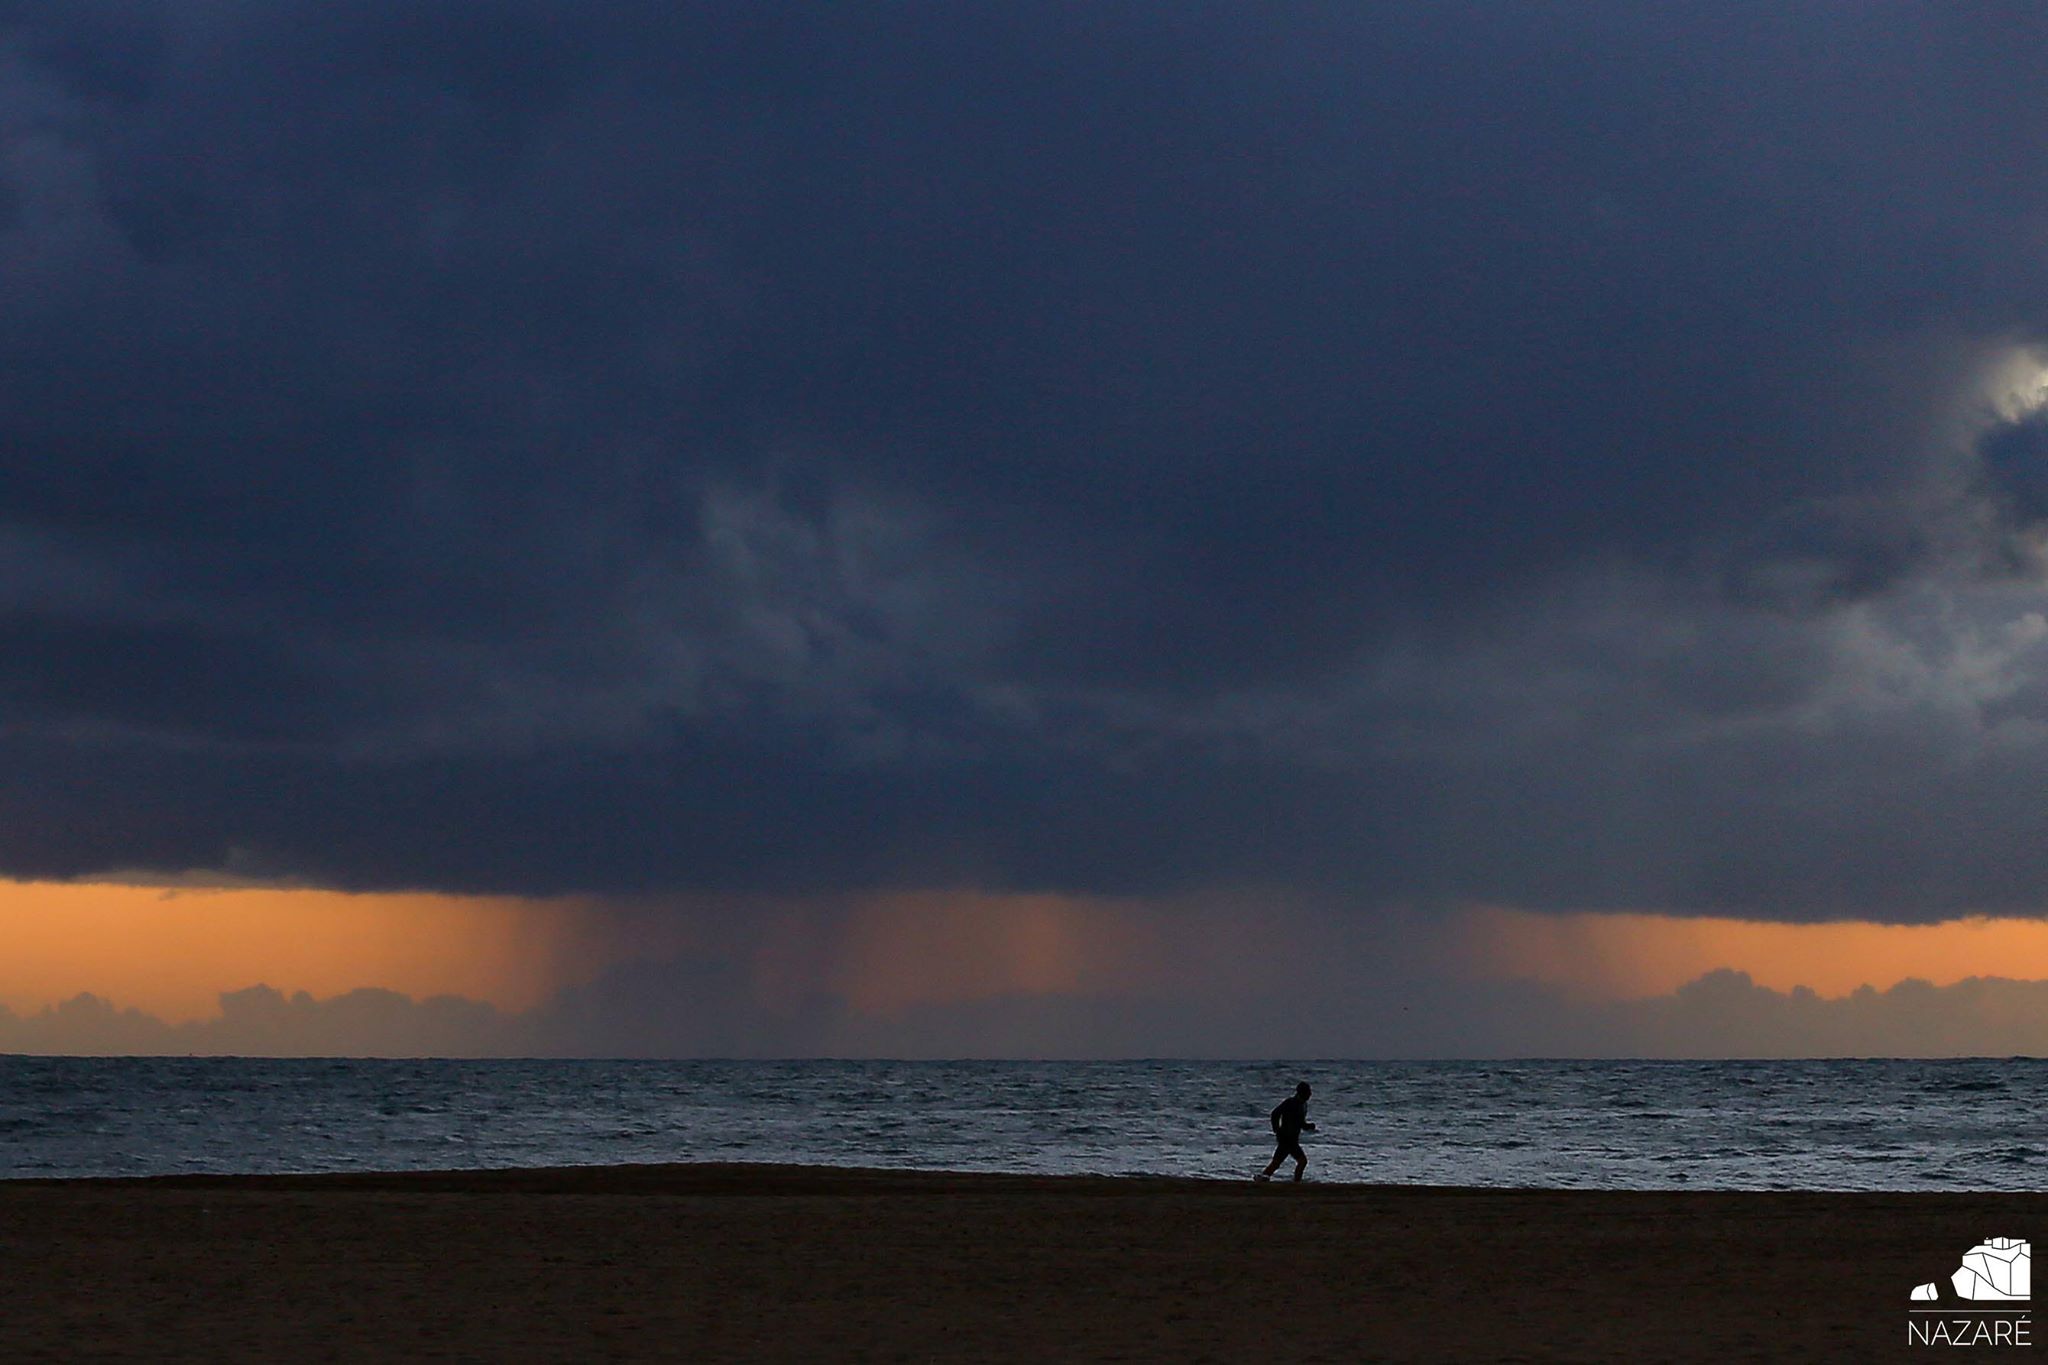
(1462, 906, 2048, 1000)
(24, 874, 2037, 1035)
(0, 879, 613, 1022)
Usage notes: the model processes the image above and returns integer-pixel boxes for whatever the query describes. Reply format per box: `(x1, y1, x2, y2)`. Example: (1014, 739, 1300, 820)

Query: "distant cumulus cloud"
(3, 4, 2048, 920)
(13, 970, 2048, 1061)
(0, 985, 512, 1057)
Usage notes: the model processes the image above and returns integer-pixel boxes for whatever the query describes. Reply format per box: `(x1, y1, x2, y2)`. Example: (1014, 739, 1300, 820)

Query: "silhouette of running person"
(1256, 1081, 1316, 1182)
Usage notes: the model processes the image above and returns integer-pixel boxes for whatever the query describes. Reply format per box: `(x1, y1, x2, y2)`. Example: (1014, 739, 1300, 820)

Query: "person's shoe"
(1252, 1172, 1271, 1182)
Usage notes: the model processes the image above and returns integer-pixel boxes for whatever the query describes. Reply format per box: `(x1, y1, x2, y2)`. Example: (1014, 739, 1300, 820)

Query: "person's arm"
(1270, 1103, 1282, 1134)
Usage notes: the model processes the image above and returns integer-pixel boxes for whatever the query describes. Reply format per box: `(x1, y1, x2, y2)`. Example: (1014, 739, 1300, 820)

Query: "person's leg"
(1261, 1146, 1285, 1178)
(1289, 1143, 1307, 1181)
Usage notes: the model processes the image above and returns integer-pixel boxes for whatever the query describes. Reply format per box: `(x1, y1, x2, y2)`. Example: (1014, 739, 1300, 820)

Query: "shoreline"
(7, 1156, 2039, 1196)
(6, 1161, 2039, 1360)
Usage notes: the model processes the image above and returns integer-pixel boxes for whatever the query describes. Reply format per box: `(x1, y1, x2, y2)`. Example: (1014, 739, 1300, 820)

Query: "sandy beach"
(0, 1163, 2036, 1362)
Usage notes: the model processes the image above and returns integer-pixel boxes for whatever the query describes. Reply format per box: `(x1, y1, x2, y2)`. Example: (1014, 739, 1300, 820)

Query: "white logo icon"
(1911, 1239, 2030, 1302)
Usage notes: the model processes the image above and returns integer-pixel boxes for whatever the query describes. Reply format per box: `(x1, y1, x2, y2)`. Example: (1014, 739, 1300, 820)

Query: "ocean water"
(1, 1056, 2042, 1189)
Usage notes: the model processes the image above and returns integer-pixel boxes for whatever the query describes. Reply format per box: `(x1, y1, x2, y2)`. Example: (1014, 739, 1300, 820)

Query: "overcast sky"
(5, 4, 2048, 1054)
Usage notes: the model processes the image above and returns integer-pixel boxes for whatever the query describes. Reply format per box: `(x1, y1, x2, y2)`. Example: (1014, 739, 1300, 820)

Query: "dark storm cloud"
(6, 3, 2048, 914)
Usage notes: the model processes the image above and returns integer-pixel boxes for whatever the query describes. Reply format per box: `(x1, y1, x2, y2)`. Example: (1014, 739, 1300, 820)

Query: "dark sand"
(0, 1163, 2037, 1361)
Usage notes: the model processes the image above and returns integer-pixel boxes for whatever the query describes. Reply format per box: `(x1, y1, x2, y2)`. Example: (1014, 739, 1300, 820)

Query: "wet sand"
(0, 1163, 2037, 1361)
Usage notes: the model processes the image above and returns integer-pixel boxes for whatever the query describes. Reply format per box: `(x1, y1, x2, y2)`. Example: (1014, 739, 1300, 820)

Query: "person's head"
(1296, 1082, 1311, 1099)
